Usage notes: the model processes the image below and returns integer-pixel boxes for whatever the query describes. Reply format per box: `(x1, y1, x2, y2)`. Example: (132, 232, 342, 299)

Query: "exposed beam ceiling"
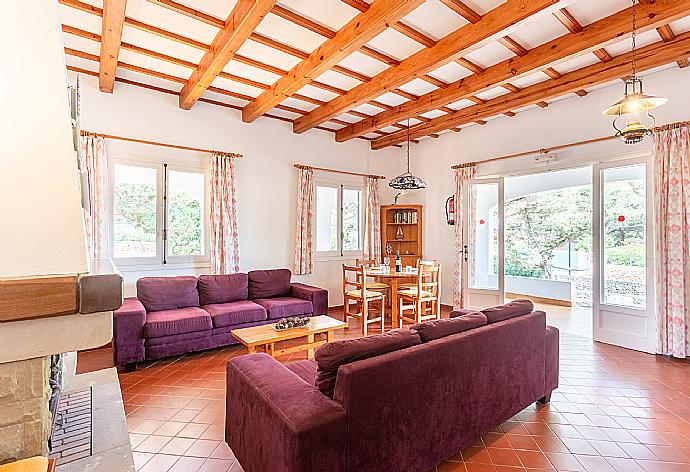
(335, 0, 690, 142)
(371, 31, 690, 149)
(241, 0, 425, 122)
(292, 0, 567, 134)
(98, 0, 127, 92)
(178, 0, 276, 110)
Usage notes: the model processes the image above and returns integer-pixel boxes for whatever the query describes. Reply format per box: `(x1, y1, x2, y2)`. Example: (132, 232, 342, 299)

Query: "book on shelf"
(392, 210, 418, 224)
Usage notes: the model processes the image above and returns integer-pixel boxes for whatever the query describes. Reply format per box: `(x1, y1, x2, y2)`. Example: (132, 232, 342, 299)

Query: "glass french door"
(592, 157, 655, 353)
(462, 178, 505, 309)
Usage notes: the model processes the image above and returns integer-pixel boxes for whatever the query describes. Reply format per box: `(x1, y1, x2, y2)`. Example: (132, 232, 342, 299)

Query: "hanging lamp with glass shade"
(602, 0, 667, 144)
(389, 119, 426, 190)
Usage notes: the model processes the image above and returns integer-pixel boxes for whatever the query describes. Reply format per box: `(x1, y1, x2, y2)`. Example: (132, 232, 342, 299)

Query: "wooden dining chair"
(397, 262, 441, 327)
(356, 258, 390, 298)
(399, 259, 437, 290)
(343, 264, 385, 336)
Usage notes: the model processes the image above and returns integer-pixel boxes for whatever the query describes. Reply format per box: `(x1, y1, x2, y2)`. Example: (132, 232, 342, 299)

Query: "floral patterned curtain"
(81, 135, 108, 258)
(209, 151, 240, 274)
(653, 122, 690, 358)
(294, 167, 315, 275)
(364, 177, 382, 263)
(453, 164, 478, 309)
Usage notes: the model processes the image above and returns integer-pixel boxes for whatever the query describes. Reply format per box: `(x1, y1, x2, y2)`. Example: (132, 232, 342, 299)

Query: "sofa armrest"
(113, 297, 146, 366)
(545, 325, 560, 396)
(290, 283, 328, 316)
(226, 354, 347, 472)
(449, 308, 480, 318)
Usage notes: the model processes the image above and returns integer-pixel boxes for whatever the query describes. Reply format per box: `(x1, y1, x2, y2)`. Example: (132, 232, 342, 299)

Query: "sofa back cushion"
(248, 269, 292, 299)
(315, 328, 421, 398)
(411, 312, 488, 342)
(482, 299, 534, 323)
(137, 276, 199, 312)
(198, 274, 248, 305)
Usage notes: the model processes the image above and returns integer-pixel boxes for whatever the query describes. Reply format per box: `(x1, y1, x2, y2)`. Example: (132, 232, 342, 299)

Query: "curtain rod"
(451, 135, 615, 169)
(293, 163, 386, 180)
(80, 130, 242, 158)
(451, 118, 690, 169)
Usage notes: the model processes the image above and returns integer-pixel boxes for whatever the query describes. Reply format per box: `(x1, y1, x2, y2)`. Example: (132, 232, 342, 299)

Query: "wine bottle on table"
(395, 250, 402, 273)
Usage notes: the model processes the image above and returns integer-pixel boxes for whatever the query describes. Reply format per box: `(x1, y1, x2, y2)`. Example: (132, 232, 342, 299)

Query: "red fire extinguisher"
(445, 195, 455, 225)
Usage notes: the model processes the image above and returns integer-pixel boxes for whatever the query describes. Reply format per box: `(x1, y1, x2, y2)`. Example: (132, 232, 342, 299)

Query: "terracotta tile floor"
(77, 305, 690, 472)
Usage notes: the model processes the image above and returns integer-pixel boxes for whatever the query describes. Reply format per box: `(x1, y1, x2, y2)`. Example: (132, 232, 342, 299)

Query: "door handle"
(463, 245, 469, 262)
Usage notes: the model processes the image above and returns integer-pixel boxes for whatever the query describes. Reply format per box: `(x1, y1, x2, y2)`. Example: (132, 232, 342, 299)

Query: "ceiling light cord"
(631, 0, 637, 79)
(406, 118, 411, 173)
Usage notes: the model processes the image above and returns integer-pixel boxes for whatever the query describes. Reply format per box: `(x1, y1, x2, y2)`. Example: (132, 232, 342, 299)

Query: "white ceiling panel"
(475, 86, 510, 101)
(420, 109, 447, 119)
(462, 41, 515, 69)
(279, 96, 317, 112)
(337, 50, 390, 77)
(400, 0, 468, 40)
(201, 91, 249, 109)
(669, 16, 690, 34)
(120, 25, 206, 65)
(428, 61, 473, 83)
(510, 71, 549, 89)
(294, 83, 339, 102)
(211, 76, 263, 98)
(398, 78, 438, 95)
(373, 92, 409, 107)
(446, 98, 476, 110)
(350, 102, 387, 116)
(320, 122, 345, 131)
(118, 49, 191, 79)
(380, 125, 402, 133)
(314, 69, 363, 91)
(507, 14, 565, 49)
(256, 13, 327, 54)
(58, 5, 103, 34)
(365, 29, 424, 61)
(363, 132, 381, 139)
(564, 0, 630, 27)
(62, 34, 101, 58)
(236, 39, 302, 71)
(224, 59, 282, 85)
(279, 0, 358, 31)
(552, 52, 600, 75)
(265, 108, 301, 121)
(457, 0, 506, 16)
(605, 29, 661, 57)
(126, 0, 221, 44)
(334, 113, 362, 124)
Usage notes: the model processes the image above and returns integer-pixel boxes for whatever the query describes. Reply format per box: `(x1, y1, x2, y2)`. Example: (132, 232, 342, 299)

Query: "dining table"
(366, 267, 418, 328)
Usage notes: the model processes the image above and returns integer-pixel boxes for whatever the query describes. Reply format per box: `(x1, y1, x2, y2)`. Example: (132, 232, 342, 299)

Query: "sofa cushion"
(482, 299, 534, 324)
(315, 328, 421, 398)
(411, 312, 488, 342)
(198, 274, 248, 305)
(248, 269, 292, 299)
(253, 297, 313, 320)
(203, 300, 267, 328)
(285, 359, 318, 385)
(144, 307, 212, 338)
(137, 276, 199, 312)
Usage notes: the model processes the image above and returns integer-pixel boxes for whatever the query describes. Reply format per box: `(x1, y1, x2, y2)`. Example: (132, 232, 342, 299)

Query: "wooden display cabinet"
(380, 204, 423, 267)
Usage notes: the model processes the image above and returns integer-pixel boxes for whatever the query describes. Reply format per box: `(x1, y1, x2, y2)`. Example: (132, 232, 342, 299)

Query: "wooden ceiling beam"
(242, 0, 424, 122)
(99, 0, 127, 92)
(439, 0, 482, 23)
(335, 0, 690, 142)
(657, 23, 690, 68)
(178, 0, 276, 110)
(371, 31, 690, 149)
(294, 0, 565, 134)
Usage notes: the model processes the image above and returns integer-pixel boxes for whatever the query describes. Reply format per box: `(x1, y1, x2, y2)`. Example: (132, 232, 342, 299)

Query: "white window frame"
(109, 156, 210, 268)
(314, 176, 364, 261)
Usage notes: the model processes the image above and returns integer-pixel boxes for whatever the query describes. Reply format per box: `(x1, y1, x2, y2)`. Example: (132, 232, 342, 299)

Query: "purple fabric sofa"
(225, 300, 559, 472)
(113, 269, 327, 370)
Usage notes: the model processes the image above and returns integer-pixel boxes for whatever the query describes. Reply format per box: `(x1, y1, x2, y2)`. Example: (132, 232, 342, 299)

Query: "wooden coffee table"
(232, 315, 347, 359)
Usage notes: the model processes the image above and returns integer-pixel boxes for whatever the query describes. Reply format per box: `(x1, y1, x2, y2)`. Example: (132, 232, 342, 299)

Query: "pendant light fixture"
(602, 0, 667, 144)
(389, 119, 426, 190)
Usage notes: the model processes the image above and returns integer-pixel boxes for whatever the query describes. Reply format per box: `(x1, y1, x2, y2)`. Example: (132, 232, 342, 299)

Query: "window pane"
(343, 189, 361, 251)
(602, 165, 646, 308)
(316, 186, 338, 252)
(168, 170, 205, 256)
(113, 165, 157, 258)
(468, 183, 499, 290)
